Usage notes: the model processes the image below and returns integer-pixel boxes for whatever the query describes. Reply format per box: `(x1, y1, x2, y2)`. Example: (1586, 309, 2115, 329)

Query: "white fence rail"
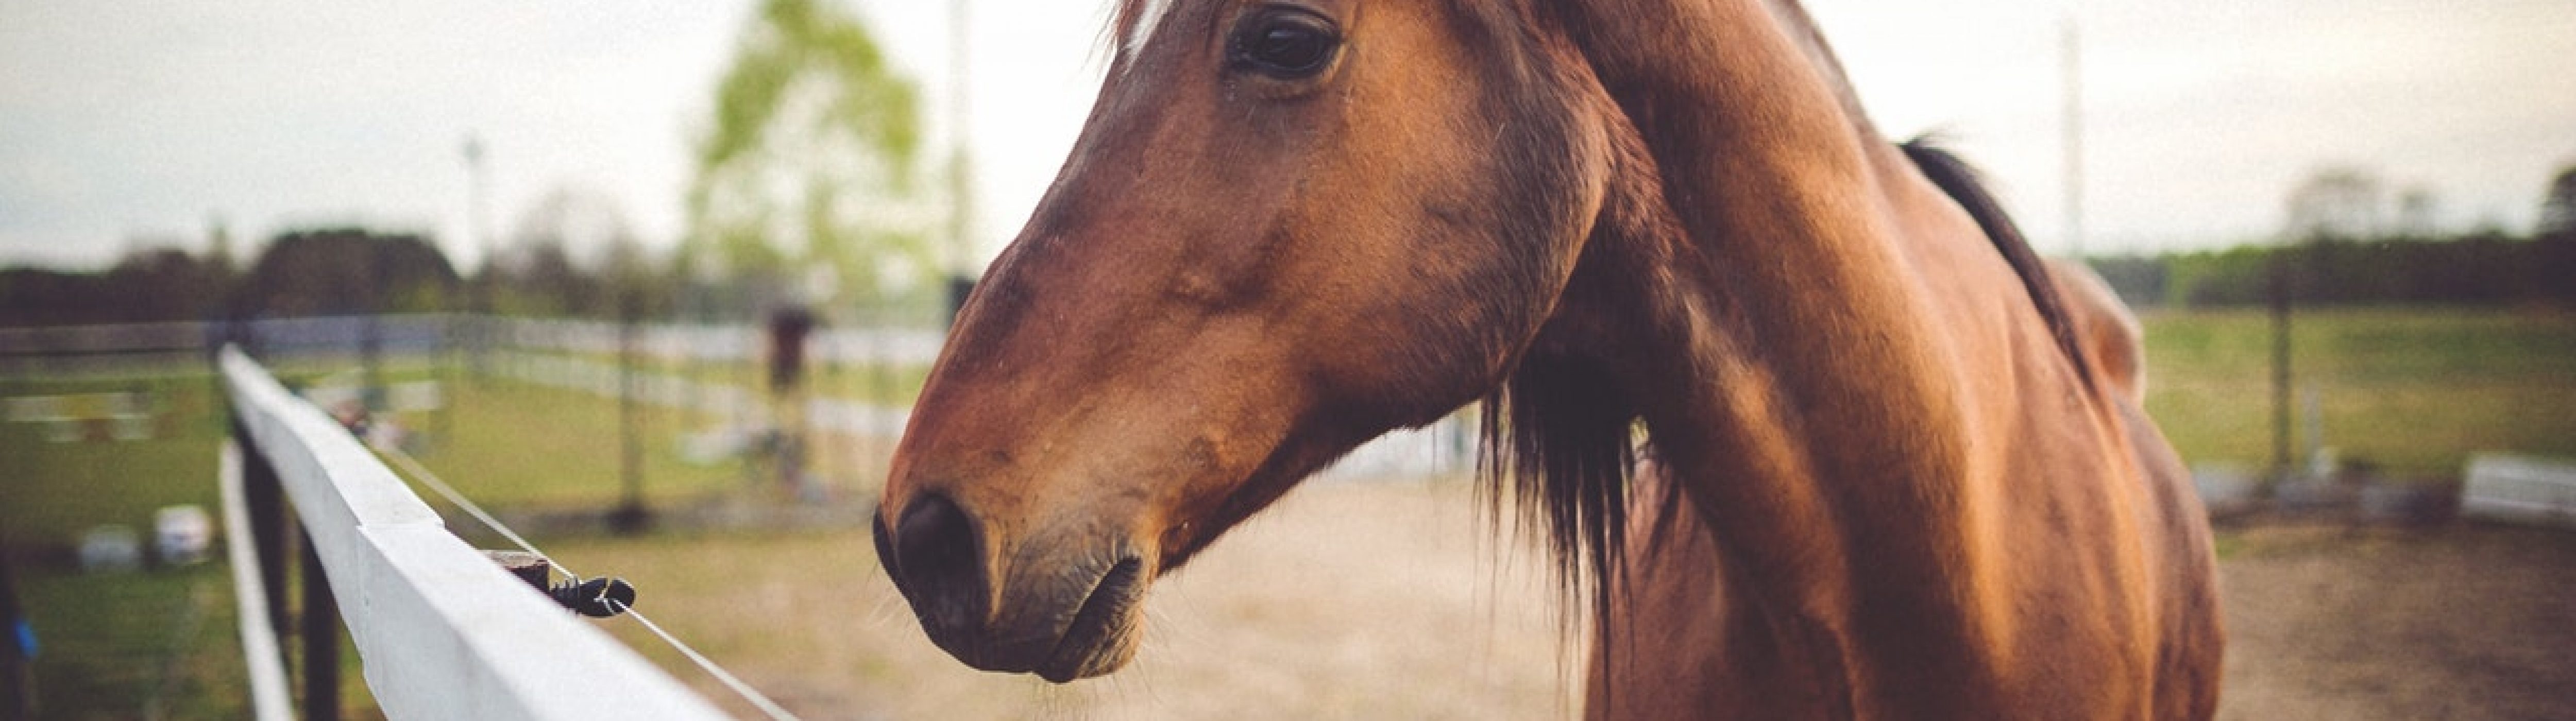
(220, 346, 731, 720)
(216, 440, 294, 720)
(2462, 453, 2576, 528)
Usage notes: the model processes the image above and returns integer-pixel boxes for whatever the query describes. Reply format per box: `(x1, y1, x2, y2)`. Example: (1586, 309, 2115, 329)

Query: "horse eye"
(1232, 11, 1338, 78)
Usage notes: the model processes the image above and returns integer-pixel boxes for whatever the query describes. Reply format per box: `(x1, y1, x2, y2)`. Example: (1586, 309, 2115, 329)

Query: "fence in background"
(217, 346, 728, 720)
(0, 316, 943, 368)
(2462, 453, 2576, 528)
(12, 317, 1480, 480)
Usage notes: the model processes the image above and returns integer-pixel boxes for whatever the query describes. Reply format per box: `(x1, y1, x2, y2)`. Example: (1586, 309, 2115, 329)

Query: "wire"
(380, 451, 569, 575)
(377, 447, 806, 721)
(610, 598, 805, 721)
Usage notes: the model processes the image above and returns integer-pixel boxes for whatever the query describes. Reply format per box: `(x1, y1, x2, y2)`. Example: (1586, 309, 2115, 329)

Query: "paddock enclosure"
(3, 312, 2572, 718)
(554, 483, 2576, 721)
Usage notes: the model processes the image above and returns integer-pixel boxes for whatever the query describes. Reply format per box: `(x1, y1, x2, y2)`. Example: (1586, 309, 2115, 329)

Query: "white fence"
(219, 346, 730, 720)
(2462, 453, 2576, 528)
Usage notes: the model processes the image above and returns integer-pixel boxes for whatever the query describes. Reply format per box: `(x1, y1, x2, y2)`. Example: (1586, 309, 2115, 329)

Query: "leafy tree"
(238, 229, 457, 318)
(2538, 164, 2576, 304)
(2540, 165, 2576, 238)
(685, 0, 926, 310)
(495, 187, 634, 316)
(103, 247, 235, 322)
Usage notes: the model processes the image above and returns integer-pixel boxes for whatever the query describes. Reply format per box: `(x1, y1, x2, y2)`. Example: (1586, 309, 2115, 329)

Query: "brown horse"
(873, 0, 2224, 717)
(1596, 198, 2184, 717)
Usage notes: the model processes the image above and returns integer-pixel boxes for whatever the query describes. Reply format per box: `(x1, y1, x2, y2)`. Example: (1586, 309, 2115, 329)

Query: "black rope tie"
(385, 449, 805, 721)
(548, 576, 638, 619)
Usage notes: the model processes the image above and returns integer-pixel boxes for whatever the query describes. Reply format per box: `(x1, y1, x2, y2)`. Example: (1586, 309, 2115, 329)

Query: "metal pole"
(610, 291, 651, 534)
(434, 316, 454, 450)
(2268, 248, 2295, 492)
(2060, 13, 2084, 259)
(946, 0, 977, 324)
(297, 525, 340, 721)
(462, 135, 491, 377)
(361, 253, 386, 416)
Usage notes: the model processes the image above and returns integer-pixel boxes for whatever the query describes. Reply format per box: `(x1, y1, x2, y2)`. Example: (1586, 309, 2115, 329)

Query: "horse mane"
(1479, 351, 1637, 626)
(1464, 4, 2098, 645)
(1897, 138, 2097, 389)
(1474, 141, 2107, 597)
(1100, 0, 1171, 65)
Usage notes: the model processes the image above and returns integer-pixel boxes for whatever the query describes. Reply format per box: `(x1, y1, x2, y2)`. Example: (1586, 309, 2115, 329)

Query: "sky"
(1, 0, 2570, 271)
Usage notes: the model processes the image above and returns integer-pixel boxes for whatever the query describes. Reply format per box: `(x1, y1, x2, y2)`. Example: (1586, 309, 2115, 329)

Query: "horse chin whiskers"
(1038, 555, 1150, 683)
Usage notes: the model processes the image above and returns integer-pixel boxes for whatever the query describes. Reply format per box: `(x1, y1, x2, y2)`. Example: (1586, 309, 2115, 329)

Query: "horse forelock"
(1101, 0, 1179, 67)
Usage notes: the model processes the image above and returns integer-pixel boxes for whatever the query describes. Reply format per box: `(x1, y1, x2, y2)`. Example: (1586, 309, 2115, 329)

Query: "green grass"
(399, 376, 754, 509)
(0, 374, 230, 545)
(13, 564, 249, 720)
(2140, 308, 2576, 477)
(533, 349, 931, 407)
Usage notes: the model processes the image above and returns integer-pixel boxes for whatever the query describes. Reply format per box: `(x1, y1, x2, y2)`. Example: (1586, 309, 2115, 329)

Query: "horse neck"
(1557, 0, 1984, 523)
(1550, 0, 2076, 697)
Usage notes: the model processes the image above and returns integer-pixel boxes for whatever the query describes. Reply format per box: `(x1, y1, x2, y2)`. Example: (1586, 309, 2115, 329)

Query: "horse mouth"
(1038, 556, 1147, 683)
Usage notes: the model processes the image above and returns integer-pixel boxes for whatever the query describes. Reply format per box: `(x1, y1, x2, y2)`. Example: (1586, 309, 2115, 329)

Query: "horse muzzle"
(873, 493, 1152, 683)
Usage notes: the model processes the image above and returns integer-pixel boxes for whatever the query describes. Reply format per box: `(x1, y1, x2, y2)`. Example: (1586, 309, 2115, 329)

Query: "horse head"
(874, 0, 1641, 682)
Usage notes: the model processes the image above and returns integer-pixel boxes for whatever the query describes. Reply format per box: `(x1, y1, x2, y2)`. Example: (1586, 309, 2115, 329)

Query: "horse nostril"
(888, 493, 989, 630)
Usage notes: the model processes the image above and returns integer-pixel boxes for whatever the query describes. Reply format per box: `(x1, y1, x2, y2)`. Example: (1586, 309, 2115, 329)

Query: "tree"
(102, 246, 233, 322)
(496, 187, 633, 316)
(2538, 164, 2576, 304)
(238, 229, 458, 318)
(685, 0, 927, 310)
(2540, 165, 2576, 239)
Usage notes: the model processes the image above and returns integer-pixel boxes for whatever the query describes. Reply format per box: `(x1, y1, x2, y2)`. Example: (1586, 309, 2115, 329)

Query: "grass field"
(2, 307, 2571, 717)
(538, 349, 933, 408)
(2139, 308, 2576, 477)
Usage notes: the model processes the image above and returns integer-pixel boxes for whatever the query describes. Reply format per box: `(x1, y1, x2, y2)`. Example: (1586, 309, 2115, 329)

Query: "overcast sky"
(2, 0, 2570, 271)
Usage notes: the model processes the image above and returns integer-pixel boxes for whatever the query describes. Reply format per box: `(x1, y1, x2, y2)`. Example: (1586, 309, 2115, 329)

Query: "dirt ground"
(553, 481, 2576, 720)
(2215, 523, 2576, 720)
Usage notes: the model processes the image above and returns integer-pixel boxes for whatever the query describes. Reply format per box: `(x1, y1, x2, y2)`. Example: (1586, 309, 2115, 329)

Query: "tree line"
(8, 219, 2567, 330)
(8, 166, 2573, 327)
(2088, 165, 2576, 308)
(0, 225, 948, 328)
(0, 228, 639, 327)
(2090, 230, 2576, 308)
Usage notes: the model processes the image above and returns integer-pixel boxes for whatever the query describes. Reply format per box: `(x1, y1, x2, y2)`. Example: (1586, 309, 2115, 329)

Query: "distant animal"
(873, 0, 2224, 717)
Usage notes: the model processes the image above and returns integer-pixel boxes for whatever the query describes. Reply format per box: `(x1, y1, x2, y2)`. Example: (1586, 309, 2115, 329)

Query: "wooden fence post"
(298, 525, 341, 721)
(238, 418, 292, 638)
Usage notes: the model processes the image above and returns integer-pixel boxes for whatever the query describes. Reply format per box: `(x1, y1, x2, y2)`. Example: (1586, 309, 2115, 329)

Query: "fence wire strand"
(378, 447, 805, 721)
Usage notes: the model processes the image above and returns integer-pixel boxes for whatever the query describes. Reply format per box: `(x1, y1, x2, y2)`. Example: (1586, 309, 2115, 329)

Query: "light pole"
(461, 134, 491, 377)
(2060, 13, 2084, 260)
(944, 0, 977, 324)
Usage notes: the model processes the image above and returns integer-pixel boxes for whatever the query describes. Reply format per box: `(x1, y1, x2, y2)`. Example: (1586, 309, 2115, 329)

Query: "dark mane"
(1469, 127, 2100, 672)
(1479, 351, 1637, 620)
(1899, 139, 2097, 389)
(1428, 8, 1637, 658)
